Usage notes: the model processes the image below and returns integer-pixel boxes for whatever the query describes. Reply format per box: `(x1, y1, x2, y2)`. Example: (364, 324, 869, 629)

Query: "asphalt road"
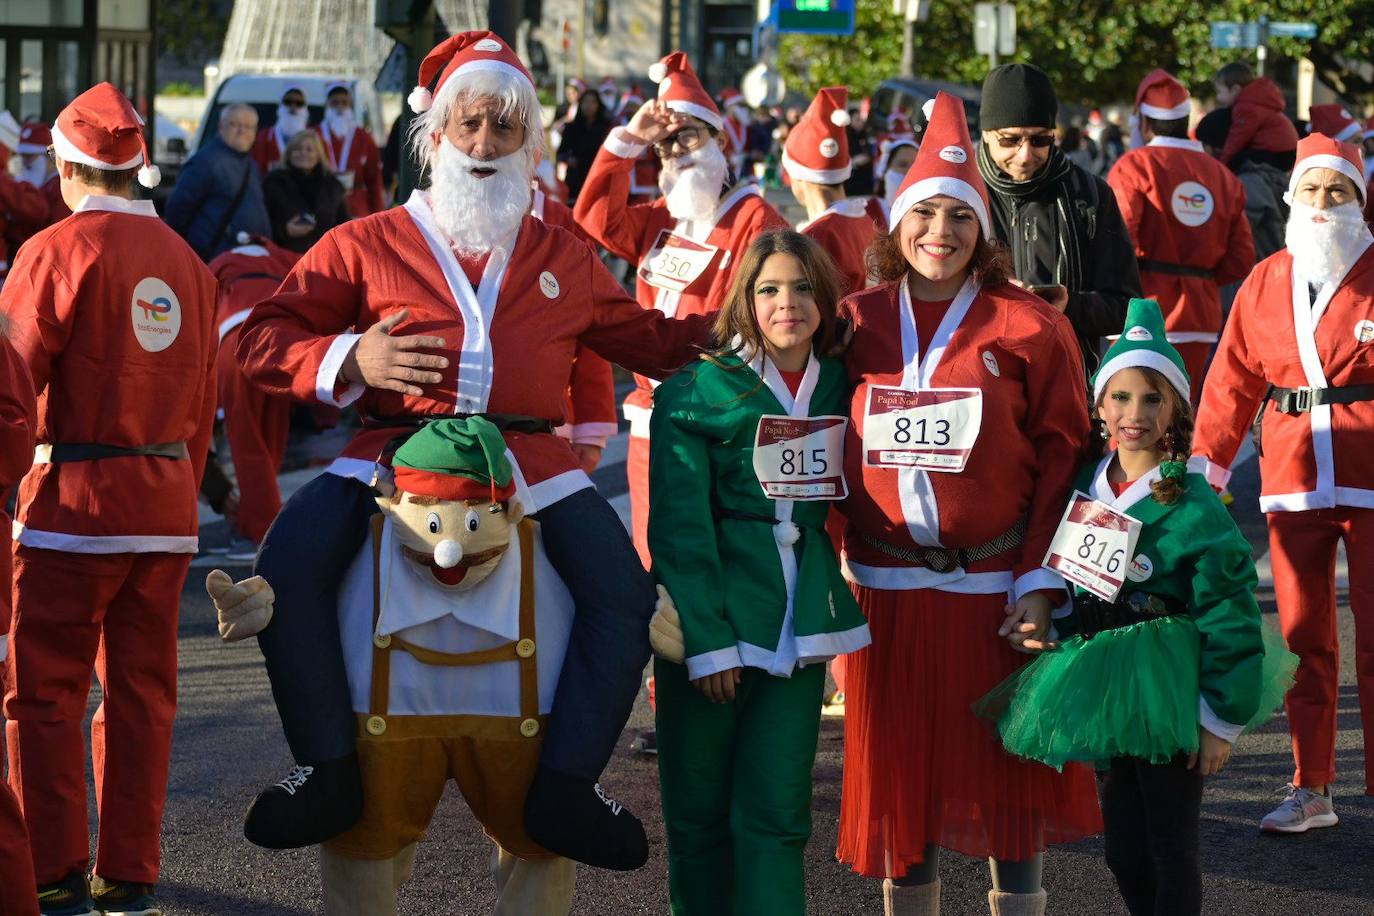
(11, 418, 1373, 915)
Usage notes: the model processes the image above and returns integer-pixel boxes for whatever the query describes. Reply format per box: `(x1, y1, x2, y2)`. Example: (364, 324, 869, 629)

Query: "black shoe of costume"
(243, 755, 363, 849)
(90, 875, 160, 915)
(524, 765, 648, 871)
(36, 871, 95, 916)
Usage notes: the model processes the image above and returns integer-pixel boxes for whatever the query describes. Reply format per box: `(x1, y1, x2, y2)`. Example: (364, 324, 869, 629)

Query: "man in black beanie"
(976, 63, 1140, 373)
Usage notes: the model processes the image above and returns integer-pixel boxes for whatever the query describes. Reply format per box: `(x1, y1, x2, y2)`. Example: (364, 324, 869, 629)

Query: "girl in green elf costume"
(977, 298, 1296, 916)
(647, 229, 871, 916)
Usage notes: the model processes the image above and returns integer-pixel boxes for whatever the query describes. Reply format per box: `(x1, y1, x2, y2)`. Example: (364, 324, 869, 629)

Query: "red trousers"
(4, 547, 190, 884)
(1174, 341, 1211, 409)
(628, 434, 651, 570)
(1267, 507, 1374, 794)
(218, 336, 291, 543)
(0, 765, 37, 916)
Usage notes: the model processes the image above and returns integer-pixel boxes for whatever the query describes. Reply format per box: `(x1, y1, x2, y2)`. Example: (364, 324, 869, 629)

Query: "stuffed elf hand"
(648, 584, 685, 663)
(206, 569, 276, 642)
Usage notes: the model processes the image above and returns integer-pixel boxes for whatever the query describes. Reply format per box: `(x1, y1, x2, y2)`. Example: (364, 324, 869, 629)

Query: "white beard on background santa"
(1194, 131, 1374, 834)
(227, 30, 713, 877)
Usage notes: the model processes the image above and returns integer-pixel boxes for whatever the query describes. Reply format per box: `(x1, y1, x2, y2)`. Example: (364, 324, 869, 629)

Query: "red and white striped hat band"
(1135, 68, 1190, 121)
(408, 31, 535, 114)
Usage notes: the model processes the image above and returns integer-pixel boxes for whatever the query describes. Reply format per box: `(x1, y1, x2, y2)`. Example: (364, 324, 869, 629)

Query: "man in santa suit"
(1193, 132, 1374, 835)
(718, 87, 750, 178)
(783, 86, 887, 296)
(251, 84, 310, 175)
(1107, 69, 1254, 405)
(4, 121, 68, 265)
(574, 50, 787, 564)
(0, 113, 50, 289)
(314, 82, 384, 217)
(234, 31, 710, 871)
(0, 82, 216, 915)
(0, 329, 38, 916)
(207, 235, 302, 554)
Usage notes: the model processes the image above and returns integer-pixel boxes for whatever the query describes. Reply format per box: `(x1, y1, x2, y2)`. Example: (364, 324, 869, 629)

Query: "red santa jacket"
(574, 127, 787, 435)
(722, 112, 748, 174)
(0, 196, 217, 553)
(0, 173, 51, 280)
(1219, 79, 1299, 165)
(1108, 137, 1255, 340)
(1193, 242, 1374, 512)
(313, 122, 384, 217)
(0, 331, 34, 657)
(208, 237, 301, 343)
(251, 125, 292, 175)
(531, 187, 618, 447)
(237, 191, 708, 512)
(799, 197, 886, 297)
(837, 277, 1088, 598)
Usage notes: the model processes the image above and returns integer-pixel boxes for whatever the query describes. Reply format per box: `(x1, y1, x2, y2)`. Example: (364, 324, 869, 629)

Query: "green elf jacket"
(648, 349, 871, 680)
(1060, 453, 1268, 740)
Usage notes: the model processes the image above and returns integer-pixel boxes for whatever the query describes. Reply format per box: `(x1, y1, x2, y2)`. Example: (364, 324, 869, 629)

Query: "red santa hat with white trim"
(1134, 68, 1191, 121)
(17, 121, 50, 155)
(408, 31, 535, 114)
(1307, 104, 1362, 144)
(888, 92, 990, 236)
(886, 108, 914, 139)
(52, 82, 160, 188)
(719, 87, 748, 116)
(647, 51, 723, 131)
(1285, 131, 1366, 205)
(782, 87, 852, 185)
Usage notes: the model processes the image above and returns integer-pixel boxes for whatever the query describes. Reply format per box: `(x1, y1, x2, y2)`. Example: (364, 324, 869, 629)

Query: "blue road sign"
(774, 0, 857, 36)
(1211, 21, 1259, 49)
(1270, 21, 1318, 39)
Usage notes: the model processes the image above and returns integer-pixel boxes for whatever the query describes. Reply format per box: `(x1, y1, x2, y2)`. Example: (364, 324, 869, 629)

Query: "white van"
(189, 73, 387, 155)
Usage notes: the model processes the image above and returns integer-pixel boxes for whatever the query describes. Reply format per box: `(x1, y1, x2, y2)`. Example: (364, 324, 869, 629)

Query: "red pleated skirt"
(837, 585, 1102, 878)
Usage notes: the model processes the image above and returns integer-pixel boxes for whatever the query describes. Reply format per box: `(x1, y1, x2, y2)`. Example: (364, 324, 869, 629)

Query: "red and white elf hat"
(1134, 68, 1190, 121)
(782, 87, 852, 185)
(888, 92, 990, 235)
(1286, 131, 1366, 205)
(1307, 104, 1362, 144)
(647, 51, 723, 131)
(17, 120, 50, 155)
(408, 31, 535, 114)
(52, 82, 160, 188)
(887, 108, 914, 139)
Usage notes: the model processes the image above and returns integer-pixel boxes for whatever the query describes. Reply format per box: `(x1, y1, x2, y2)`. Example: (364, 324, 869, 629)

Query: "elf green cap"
(391, 417, 515, 502)
(1092, 298, 1190, 404)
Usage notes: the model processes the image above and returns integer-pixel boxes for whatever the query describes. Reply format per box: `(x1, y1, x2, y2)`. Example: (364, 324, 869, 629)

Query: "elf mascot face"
(207, 417, 578, 913)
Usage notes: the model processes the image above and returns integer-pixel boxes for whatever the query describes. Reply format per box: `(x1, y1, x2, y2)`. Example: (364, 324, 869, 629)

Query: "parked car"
(188, 73, 386, 155)
(871, 76, 1091, 139)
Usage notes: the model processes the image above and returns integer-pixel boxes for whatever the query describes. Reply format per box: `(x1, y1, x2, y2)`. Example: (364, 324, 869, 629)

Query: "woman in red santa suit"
(1193, 132, 1374, 834)
(835, 93, 1101, 916)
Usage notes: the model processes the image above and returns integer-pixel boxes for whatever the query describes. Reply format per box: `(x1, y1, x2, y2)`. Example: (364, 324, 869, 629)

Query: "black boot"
(524, 765, 648, 871)
(243, 754, 363, 849)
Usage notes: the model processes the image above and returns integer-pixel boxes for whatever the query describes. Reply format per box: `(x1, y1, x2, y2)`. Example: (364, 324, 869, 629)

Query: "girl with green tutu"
(976, 298, 1297, 916)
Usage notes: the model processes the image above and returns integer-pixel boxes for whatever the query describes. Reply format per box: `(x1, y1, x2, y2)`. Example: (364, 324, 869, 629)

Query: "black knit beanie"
(979, 64, 1058, 130)
(1194, 107, 1232, 150)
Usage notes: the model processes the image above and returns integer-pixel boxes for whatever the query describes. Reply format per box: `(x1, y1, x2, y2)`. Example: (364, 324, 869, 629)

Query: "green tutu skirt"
(974, 615, 1297, 770)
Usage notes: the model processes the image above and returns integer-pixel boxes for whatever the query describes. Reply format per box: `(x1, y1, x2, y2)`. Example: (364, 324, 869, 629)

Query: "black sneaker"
(243, 755, 363, 849)
(36, 872, 95, 916)
(90, 876, 160, 915)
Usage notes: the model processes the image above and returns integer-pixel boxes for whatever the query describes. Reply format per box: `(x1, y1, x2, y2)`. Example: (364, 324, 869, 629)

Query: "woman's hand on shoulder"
(1188, 728, 1232, 776)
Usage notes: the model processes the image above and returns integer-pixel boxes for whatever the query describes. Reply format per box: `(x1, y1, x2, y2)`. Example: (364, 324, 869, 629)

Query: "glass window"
(19, 40, 41, 122)
(99, 0, 150, 30)
(0, 0, 83, 27)
(55, 41, 78, 111)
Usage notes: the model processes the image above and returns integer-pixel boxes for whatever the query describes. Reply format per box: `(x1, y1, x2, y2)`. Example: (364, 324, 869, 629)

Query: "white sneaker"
(1259, 784, 1338, 833)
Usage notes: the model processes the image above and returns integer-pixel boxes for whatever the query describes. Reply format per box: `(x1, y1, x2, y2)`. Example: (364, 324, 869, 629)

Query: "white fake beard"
(429, 138, 532, 258)
(1285, 201, 1372, 287)
(658, 142, 728, 221)
(324, 109, 356, 137)
(276, 105, 308, 138)
(883, 170, 903, 208)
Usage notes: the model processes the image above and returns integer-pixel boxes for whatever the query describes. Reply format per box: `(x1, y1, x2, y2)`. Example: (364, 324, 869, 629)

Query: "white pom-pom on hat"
(137, 163, 161, 189)
(236, 230, 252, 245)
(648, 61, 667, 84)
(922, 99, 936, 120)
(773, 521, 800, 547)
(408, 85, 434, 114)
(831, 109, 851, 127)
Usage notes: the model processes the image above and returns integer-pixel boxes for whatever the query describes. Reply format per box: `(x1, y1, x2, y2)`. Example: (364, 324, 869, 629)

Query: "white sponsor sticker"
(1044, 492, 1144, 601)
(1171, 180, 1214, 227)
(1354, 319, 1374, 345)
(539, 270, 560, 298)
(130, 277, 182, 353)
(982, 350, 1000, 377)
(1126, 553, 1154, 582)
(819, 137, 840, 159)
(938, 145, 967, 164)
(1124, 326, 1153, 342)
(474, 38, 503, 52)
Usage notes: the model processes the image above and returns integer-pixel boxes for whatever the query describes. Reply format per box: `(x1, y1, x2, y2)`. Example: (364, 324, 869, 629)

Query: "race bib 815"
(752, 415, 848, 500)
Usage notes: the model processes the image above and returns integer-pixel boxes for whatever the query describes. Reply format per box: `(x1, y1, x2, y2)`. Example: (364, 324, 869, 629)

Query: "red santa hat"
(647, 51, 723, 131)
(16, 120, 49, 155)
(52, 82, 160, 188)
(408, 31, 535, 114)
(1134, 68, 1190, 121)
(876, 136, 919, 179)
(887, 108, 914, 139)
(1307, 104, 1362, 144)
(782, 87, 852, 185)
(1286, 131, 1366, 205)
(568, 76, 588, 94)
(888, 92, 990, 236)
(719, 87, 748, 115)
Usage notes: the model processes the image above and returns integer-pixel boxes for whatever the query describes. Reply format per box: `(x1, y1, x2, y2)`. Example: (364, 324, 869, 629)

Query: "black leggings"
(1097, 755, 1203, 916)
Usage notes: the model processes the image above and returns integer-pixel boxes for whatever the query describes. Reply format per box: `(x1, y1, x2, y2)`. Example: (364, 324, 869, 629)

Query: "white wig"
(407, 67, 545, 171)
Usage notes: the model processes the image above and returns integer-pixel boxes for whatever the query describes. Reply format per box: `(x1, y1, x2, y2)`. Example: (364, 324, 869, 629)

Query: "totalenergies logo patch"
(130, 277, 182, 352)
(1170, 181, 1214, 227)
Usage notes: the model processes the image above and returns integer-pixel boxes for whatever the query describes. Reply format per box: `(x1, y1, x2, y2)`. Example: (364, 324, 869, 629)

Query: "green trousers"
(654, 657, 827, 916)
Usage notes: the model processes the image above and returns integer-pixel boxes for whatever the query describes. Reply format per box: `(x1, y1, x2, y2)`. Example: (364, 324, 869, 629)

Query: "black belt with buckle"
(46, 441, 189, 462)
(860, 517, 1027, 574)
(1074, 591, 1188, 640)
(1269, 383, 1374, 415)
